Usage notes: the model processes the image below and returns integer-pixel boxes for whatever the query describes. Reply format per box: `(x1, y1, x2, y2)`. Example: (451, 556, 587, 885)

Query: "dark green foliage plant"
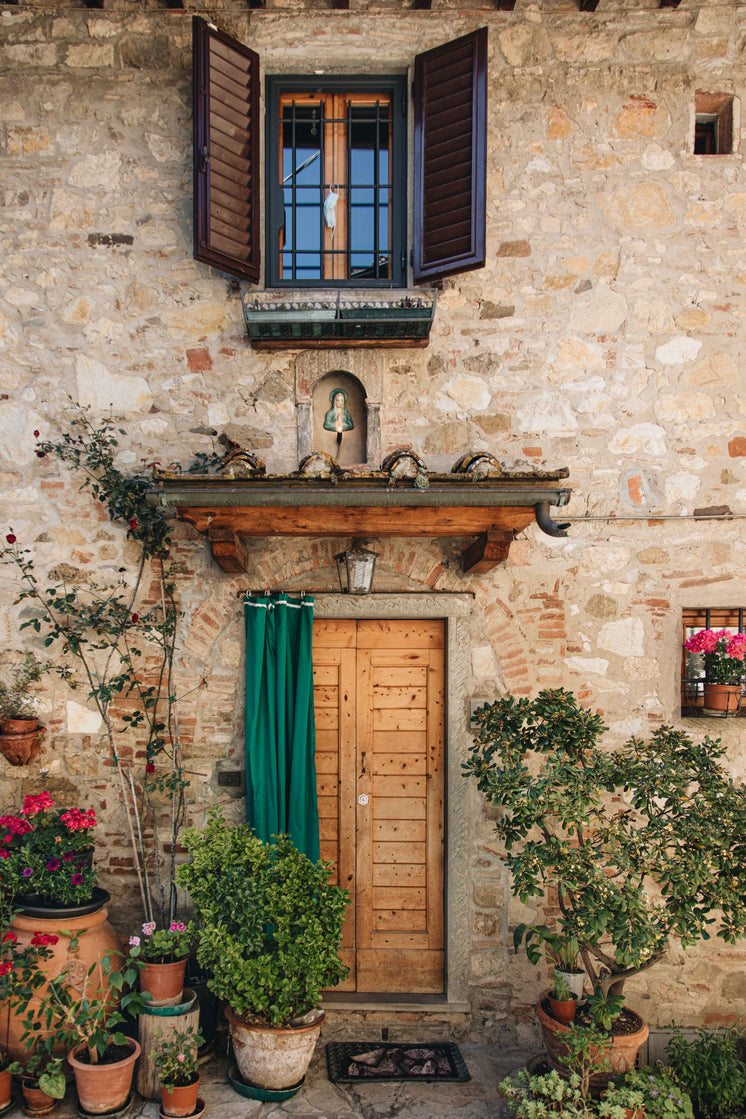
(586, 987, 625, 1032)
(464, 688, 746, 997)
(176, 807, 350, 1027)
(7, 1052, 66, 1099)
(666, 1025, 746, 1119)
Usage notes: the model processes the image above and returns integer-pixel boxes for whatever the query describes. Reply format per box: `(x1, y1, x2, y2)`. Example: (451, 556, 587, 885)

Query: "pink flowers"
(685, 628, 746, 684)
(22, 792, 55, 817)
(129, 936, 141, 947)
(60, 807, 97, 832)
(142, 922, 157, 936)
(0, 815, 33, 836)
(169, 922, 185, 933)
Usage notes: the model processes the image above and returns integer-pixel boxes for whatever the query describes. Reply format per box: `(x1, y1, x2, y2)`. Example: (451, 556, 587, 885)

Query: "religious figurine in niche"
(323, 389, 354, 452)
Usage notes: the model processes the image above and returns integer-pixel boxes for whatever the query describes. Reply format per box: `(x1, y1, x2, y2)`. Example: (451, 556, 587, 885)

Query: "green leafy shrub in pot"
(26, 935, 147, 1063)
(551, 972, 575, 1002)
(0, 653, 52, 723)
(464, 688, 746, 1000)
(7, 1052, 66, 1100)
(176, 807, 350, 1027)
(499, 1068, 597, 1117)
(666, 1025, 746, 1119)
(612, 1066, 694, 1119)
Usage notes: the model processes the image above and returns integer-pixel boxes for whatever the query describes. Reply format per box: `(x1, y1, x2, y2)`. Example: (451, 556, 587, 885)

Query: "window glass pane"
(282, 106, 322, 186)
(281, 102, 323, 279)
(272, 87, 399, 285)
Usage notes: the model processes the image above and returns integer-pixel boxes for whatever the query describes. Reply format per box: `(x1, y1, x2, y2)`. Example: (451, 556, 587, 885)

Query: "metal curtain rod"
(235, 588, 476, 598)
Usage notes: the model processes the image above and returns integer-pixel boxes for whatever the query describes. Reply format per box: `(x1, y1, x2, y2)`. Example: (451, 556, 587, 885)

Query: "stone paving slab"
(5, 1045, 531, 1119)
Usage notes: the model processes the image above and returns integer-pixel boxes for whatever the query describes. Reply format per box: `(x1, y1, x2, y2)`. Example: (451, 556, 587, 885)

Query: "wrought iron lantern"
(334, 542, 378, 595)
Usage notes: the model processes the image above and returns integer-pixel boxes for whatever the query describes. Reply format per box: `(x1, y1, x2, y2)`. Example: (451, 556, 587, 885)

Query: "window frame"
(265, 74, 408, 290)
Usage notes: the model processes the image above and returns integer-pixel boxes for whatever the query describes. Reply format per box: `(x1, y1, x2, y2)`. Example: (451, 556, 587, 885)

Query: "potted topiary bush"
(176, 807, 349, 1096)
(465, 688, 746, 1072)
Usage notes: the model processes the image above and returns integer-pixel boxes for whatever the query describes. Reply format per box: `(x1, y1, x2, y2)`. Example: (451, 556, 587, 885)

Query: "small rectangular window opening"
(681, 607, 746, 718)
(694, 91, 734, 154)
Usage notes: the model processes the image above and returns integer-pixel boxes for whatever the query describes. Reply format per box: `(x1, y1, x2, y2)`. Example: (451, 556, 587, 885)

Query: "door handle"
(360, 750, 366, 777)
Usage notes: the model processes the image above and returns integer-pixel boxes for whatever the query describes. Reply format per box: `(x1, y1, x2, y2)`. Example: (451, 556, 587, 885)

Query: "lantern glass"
(334, 543, 378, 595)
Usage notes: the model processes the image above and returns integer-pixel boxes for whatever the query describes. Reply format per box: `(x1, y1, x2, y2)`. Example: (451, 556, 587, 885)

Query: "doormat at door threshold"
(326, 1042, 471, 1083)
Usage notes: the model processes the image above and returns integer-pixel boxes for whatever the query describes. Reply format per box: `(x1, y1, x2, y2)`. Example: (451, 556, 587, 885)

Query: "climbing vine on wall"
(1, 407, 203, 924)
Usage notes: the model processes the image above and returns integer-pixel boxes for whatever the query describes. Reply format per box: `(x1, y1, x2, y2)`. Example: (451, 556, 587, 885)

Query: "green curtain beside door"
(244, 593, 320, 861)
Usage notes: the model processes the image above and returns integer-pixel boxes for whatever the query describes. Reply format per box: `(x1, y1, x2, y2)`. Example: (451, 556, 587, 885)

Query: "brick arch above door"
(313, 592, 472, 1009)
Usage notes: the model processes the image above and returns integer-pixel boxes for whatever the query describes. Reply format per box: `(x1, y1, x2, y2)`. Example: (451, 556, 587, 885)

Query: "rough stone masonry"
(0, 0, 745, 1044)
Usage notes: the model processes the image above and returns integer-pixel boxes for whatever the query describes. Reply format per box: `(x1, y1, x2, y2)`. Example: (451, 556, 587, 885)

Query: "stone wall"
(1, 0, 745, 1043)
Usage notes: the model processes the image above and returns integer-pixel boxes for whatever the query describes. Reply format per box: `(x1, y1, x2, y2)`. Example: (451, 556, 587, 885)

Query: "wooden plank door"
(313, 619, 445, 994)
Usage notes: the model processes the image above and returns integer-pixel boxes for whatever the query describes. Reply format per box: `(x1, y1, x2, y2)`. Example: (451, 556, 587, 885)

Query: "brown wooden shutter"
(413, 28, 487, 284)
(193, 16, 260, 283)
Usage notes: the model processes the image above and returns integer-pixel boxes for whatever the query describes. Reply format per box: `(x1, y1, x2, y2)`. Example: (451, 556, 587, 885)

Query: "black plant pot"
(13, 886, 110, 919)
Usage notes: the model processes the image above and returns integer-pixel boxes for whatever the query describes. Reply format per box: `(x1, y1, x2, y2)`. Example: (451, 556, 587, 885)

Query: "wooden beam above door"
(148, 469, 571, 575)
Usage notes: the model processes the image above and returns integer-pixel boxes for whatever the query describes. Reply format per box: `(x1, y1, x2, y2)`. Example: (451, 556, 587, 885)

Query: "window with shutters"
(193, 17, 487, 291)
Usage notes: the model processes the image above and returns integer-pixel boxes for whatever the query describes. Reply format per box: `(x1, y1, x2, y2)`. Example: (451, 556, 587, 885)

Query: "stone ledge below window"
(241, 288, 436, 348)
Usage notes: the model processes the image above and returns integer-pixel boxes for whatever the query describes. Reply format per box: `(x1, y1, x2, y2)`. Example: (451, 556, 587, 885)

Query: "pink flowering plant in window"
(0, 792, 97, 906)
(684, 628, 746, 685)
(131, 920, 194, 964)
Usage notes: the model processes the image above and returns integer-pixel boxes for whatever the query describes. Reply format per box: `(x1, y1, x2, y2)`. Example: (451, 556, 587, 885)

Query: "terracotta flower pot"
(20, 1080, 57, 1118)
(160, 1075, 200, 1117)
(0, 725, 44, 766)
(68, 1038, 140, 1115)
(225, 1004, 324, 1091)
(141, 958, 187, 1006)
(0, 1067, 11, 1110)
(0, 717, 38, 735)
(548, 994, 577, 1025)
(2, 892, 120, 1062)
(535, 994, 649, 1089)
(703, 683, 741, 713)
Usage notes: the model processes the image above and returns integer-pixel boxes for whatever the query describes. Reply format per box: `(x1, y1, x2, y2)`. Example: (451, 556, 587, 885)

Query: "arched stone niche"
(312, 374, 366, 467)
(295, 349, 382, 468)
